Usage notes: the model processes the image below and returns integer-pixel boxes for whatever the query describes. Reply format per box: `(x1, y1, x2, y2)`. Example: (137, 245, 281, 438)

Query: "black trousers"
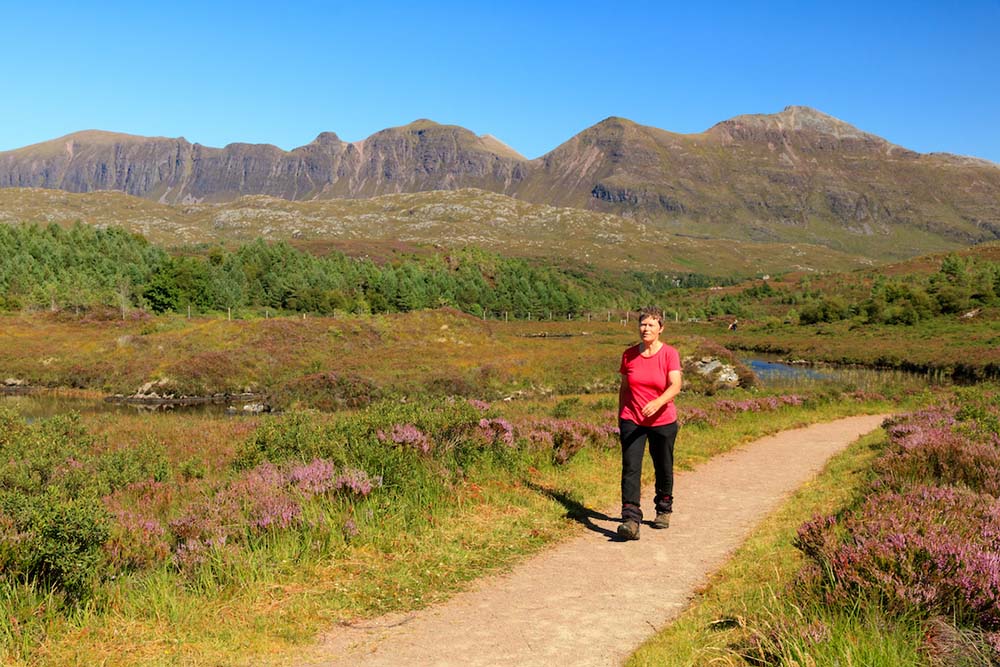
(619, 419, 679, 521)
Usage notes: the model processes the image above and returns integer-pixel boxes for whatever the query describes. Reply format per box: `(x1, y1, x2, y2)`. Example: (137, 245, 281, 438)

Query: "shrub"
(0, 490, 110, 600)
(551, 397, 581, 419)
(93, 443, 171, 493)
(0, 409, 118, 600)
(233, 411, 332, 469)
(273, 372, 382, 411)
(0, 409, 91, 495)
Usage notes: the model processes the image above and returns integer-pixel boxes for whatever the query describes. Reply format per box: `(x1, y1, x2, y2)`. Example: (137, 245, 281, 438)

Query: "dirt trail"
(302, 414, 889, 667)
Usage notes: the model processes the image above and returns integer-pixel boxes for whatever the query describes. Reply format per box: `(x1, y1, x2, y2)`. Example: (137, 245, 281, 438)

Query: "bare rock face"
(0, 123, 528, 204)
(319, 120, 528, 198)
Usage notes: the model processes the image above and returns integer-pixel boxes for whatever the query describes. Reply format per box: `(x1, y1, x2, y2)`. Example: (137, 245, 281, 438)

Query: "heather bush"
(516, 417, 618, 464)
(376, 423, 432, 454)
(797, 485, 1000, 628)
(169, 458, 380, 574)
(478, 418, 515, 449)
(678, 406, 710, 426)
(792, 395, 1000, 649)
(467, 398, 491, 412)
(228, 397, 517, 555)
(104, 508, 171, 572)
(877, 423, 1000, 495)
(714, 394, 805, 415)
(668, 393, 808, 429)
(347, 401, 514, 492)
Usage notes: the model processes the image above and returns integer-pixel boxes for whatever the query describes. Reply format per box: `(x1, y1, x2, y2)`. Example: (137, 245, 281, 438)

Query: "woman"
(616, 306, 682, 540)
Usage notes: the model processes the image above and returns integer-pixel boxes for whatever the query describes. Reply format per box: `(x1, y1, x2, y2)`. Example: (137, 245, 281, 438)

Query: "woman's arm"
(640, 369, 683, 418)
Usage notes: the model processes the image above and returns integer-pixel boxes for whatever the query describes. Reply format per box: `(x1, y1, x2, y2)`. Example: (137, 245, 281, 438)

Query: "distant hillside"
(2, 106, 999, 261)
(0, 187, 873, 277)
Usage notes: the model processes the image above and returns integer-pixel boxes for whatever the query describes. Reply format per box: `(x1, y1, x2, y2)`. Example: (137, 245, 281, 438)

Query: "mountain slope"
(0, 186, 874, 276)
(513, 107, 1000, 258)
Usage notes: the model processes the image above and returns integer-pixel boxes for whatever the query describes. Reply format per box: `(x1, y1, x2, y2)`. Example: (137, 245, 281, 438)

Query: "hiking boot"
(652, 512, 671, 529)
(617, 519, 640, 540)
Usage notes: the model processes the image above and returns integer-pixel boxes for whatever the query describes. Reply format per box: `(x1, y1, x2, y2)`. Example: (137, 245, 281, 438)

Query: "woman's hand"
(640, 398, 664, 417)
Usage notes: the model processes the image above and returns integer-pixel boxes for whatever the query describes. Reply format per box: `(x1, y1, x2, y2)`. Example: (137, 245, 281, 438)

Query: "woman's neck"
(641, 340, 662, 355)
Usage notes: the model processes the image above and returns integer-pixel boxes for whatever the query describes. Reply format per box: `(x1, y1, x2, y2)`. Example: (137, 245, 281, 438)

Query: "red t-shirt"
(618, 343, 681, 426)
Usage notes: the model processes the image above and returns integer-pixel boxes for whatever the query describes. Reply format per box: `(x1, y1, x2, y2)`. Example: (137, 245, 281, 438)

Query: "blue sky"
(2, 1, 998, 162)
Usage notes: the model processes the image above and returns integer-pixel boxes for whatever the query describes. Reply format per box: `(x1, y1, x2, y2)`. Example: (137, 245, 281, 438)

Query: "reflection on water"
(0, 391, 237, 421)
(743, 355, 941, 392)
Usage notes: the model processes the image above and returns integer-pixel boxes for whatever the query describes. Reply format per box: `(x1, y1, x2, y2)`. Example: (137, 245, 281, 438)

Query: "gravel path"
(303, 414, 889, 667)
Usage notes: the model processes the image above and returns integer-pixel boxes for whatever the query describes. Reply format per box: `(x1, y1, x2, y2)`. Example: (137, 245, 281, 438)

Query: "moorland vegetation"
(0, 187, 876, 276)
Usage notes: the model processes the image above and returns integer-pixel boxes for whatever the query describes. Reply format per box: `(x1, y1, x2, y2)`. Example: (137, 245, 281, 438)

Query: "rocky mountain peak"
(588, 116, 641, 135)
(400, 119, 444, 132)
(706, 105, 890, 150)
(308, 131, 343, 146)
(771, 105, 871, 139)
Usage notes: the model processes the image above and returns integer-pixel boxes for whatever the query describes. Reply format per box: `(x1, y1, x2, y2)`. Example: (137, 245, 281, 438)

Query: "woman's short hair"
(638, 306, 664, 326)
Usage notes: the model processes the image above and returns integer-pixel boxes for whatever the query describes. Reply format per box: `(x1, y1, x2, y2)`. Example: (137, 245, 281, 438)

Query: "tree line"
(791, 253, 1000, 325)
(0, 223, 724, 318)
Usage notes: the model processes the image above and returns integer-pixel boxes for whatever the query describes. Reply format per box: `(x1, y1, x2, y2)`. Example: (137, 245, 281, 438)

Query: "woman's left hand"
(640, 399, 663, 417)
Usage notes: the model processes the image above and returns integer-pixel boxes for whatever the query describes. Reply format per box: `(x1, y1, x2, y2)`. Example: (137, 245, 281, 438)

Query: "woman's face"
(638, 316, 663, 344)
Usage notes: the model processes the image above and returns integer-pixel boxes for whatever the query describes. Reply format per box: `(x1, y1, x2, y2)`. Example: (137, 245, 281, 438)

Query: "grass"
(0, 310, 691, 401)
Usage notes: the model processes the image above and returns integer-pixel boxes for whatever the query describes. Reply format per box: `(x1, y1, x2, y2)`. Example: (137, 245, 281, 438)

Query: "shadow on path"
(523, 480, 623, 541)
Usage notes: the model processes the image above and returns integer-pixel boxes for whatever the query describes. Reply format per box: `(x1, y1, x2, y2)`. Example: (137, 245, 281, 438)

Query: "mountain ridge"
(2, 106, 999, 256)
